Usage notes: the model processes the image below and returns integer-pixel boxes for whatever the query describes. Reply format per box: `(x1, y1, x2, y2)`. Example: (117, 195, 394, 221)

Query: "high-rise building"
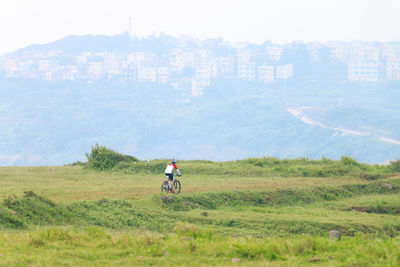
(258, 65, 274, 83)
(348, 60, 379, 82)
(276, 64, 293, 79)
(387, 58, 400, 80)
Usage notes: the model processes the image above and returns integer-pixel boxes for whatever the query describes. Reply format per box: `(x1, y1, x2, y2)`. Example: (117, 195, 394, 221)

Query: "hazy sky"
(0, 0, 399, 54)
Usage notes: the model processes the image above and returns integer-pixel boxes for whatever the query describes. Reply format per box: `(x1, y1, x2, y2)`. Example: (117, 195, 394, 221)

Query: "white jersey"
(165, 164, 181, 175)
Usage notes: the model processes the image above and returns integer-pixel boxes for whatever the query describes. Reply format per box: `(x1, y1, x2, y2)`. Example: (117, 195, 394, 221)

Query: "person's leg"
(168, 174, 175, 193)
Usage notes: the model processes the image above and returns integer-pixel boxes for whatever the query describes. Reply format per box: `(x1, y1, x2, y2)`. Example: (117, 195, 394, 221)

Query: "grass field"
(1, 157, 400, 266)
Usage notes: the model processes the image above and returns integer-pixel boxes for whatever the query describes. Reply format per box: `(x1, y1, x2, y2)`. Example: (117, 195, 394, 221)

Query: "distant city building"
(127, 52, 146, 65)
(238, 62, 256, 81)
(276, 64, 293, 79)
(137, 64, 157, 82)
(386, 58, 400, 80)
(121, 63, 137, 83)
(157, 66, 170, 84)
(350, 46, 380, 62)
(326, 41, 349, 61)
(237, 50, 251, 63)
(213, 56, 235, 75)
(348, 60, 379, 82)
(257, 65, 274, 83)
(382, 45, 398, 59)
(87, 62, 104, 80)
(192, 78, 209, 96)
(169, 50, 195, 72)
(266, 46, 283, 61)
(62, 66, 78, 80)
(306, 43, 323, 61)
(4, 58, 17, 71)
(3, 37, 400, 84)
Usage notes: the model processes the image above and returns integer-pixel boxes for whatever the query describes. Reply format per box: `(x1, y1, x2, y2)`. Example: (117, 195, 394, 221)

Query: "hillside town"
(1, 33, 399, 96)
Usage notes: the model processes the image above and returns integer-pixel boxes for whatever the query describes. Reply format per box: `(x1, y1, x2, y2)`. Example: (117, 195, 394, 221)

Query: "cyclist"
(164, 159, 181, 193)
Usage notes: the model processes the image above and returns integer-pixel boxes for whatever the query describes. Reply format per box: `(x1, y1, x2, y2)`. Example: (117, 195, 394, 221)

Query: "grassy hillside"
(0, 158, 400, 266)
(2, 81, 400, 166)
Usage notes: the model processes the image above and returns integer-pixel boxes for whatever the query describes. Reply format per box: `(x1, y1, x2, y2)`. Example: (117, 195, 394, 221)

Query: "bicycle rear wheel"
(173, 180, 181, 194)
(161, 181, 170, 193)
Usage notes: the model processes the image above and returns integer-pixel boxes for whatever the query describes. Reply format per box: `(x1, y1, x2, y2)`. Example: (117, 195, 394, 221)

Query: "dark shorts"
(165, 173, 173, 181)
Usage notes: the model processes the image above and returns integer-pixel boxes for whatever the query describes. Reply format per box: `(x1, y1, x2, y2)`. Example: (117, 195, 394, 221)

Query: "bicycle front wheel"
(173, 180, 181, 194)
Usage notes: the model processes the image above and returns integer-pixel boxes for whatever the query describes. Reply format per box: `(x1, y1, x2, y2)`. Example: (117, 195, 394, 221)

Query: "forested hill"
(0, 78, 399, 166)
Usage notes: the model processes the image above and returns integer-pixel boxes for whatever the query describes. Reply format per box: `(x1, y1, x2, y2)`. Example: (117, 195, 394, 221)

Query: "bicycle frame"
(165, 175, 176, 189)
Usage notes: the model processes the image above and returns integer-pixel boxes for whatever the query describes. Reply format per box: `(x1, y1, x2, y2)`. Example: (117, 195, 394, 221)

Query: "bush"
(389, 160, 400, 172)
(3, 191, 73, 225)
(85, 144, 138, 170)
(340, 156, 359, 166)
(0, 207, 27, 229)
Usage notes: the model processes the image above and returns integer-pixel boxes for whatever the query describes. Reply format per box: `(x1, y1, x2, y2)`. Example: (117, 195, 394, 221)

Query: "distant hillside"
(14, 33, 182, 55)
(0, 79, 399, 166)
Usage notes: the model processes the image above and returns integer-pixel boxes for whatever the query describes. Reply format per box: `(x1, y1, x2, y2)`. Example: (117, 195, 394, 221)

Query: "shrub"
(389, 160, 400, 172)
(85, 144, 138, 170)
(340, 156, 359, 166)
(0, 207, 27, 229)
(3, 191, 73, 225)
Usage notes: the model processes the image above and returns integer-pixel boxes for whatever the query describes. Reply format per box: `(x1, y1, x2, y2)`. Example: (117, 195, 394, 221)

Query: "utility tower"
(128, 16, 134, 38)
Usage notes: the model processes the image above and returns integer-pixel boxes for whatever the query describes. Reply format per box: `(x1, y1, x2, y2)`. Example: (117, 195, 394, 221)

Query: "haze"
(1, 0, 399, 55)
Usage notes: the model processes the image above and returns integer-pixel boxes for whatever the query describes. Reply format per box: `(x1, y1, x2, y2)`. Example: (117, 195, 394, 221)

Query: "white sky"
(0, 0, 399, 55)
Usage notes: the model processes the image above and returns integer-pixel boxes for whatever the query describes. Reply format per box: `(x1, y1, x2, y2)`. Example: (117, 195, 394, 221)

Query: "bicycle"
(161, 175, 181, 194)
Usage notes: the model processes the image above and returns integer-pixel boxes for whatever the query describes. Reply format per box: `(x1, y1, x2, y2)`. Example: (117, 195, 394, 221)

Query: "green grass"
(115, 156, 399, 180)
(0, 158, 400, 266)
(0, 166, 368, 202)
(1, 227, 400, 266)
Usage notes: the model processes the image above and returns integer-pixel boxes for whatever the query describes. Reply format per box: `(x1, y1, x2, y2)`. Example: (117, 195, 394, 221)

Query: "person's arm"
(174, 165, 181, 176)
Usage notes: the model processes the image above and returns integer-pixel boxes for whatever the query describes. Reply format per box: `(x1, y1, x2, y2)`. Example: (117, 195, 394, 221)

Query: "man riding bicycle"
(164, 159, 181, 193)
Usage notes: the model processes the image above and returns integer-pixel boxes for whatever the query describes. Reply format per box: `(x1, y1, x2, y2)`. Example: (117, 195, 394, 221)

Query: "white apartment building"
(4, 58, 17, 77)
(191, 78, 209, 96)
(349, 46, 380, 62)
(157, 66, 170, 84)
(128, 52, 145, 63)
(364, 47, 380, 62)
(87, 62, 104, 79)
(62, 66, 78, 80)
(190, 64, 215, 95)
(330, 45, 349, 62)
(387, 58, 400, 80)
(38, 60, 51, 71)
(276, 64, 293, 79)
(348, 60, 379, 82)
(257, 65, 274, 83)
(4, 58, 17, 71)
(18, 61, 36, 79)
(121, 63, 137, 83)
(237, 49, 251, 63)
(169, 50, 195, 72)
(194, 49, 213, 65)
(266, 46, 283, 61)
(213, 56, 235, 75)
(382, 46, 398, 59)
(306, 43, 323, 61)
(238, 62, 256, 81)
(137, 65, 157, 82)
(196, 63, 217, 79)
